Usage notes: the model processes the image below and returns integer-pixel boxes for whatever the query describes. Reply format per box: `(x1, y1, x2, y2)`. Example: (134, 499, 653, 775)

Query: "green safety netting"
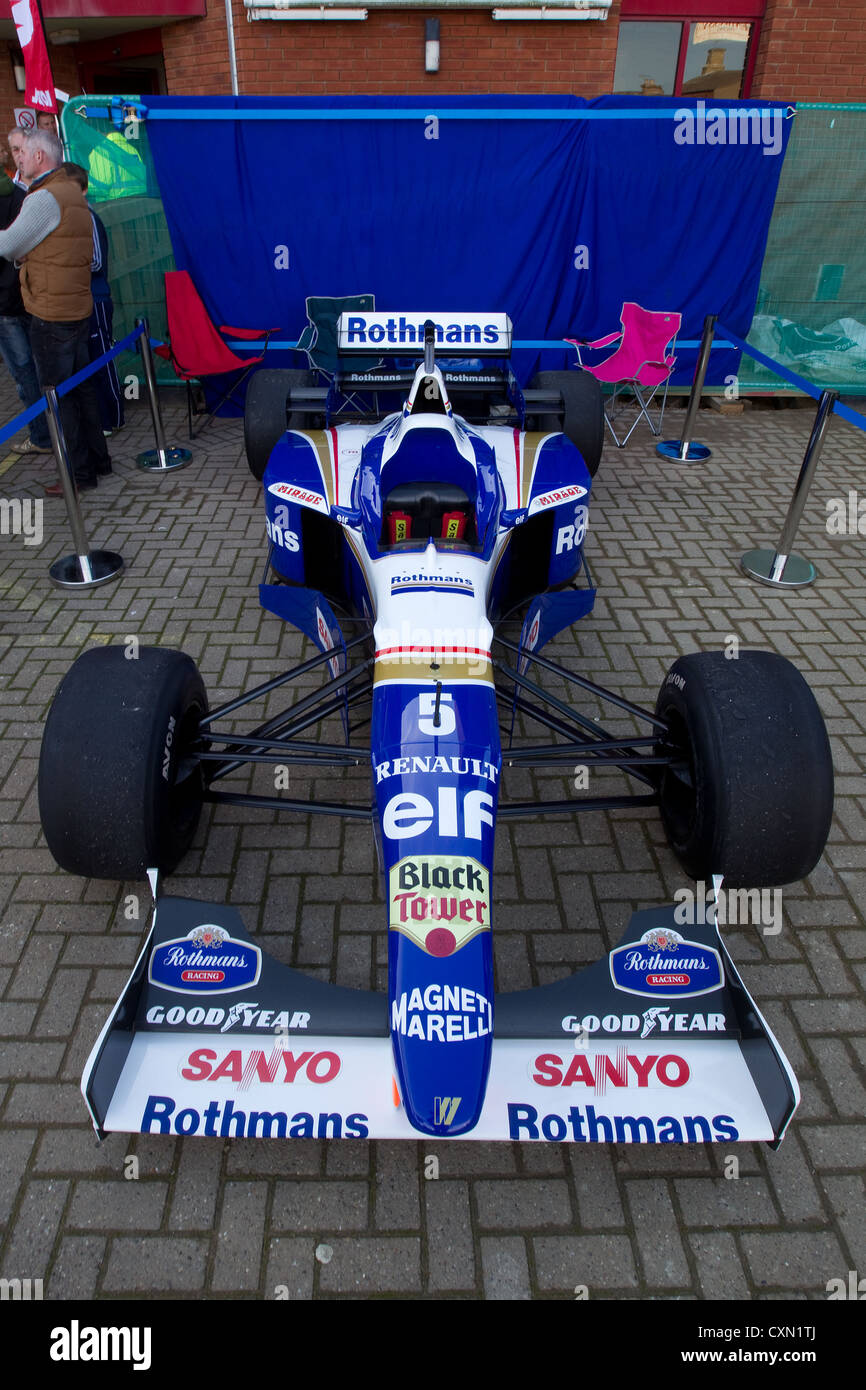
(60, 95, 866, 398)
(744, 102, 866, 395)
(61, 96, 177, 384)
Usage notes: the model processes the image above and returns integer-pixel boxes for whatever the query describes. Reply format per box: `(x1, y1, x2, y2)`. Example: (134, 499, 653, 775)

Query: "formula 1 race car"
(39, 312, 834, 1147)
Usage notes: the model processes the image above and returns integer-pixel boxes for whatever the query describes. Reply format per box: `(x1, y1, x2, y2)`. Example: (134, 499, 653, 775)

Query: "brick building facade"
(0, 0, 861, 135)
(162, 1, 866, 103)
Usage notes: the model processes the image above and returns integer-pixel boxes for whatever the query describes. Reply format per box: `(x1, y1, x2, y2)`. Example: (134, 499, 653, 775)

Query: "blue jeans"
(0, 314, 51, 448)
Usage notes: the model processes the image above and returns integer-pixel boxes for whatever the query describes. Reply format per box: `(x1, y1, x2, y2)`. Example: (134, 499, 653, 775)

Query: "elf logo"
(433, 1096, 461, 1125)
(382, 787, 494, 841)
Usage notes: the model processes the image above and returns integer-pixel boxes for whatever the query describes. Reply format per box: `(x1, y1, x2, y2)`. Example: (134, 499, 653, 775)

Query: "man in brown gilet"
(0, 129, 110, 493)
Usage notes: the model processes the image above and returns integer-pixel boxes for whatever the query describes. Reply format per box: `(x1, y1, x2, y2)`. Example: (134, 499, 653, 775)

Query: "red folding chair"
(155, 270, 280, 438)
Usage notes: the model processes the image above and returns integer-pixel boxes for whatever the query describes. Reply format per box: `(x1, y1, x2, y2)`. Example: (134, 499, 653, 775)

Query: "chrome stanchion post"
(657, 313, 717, 463)
(44, 386, 124, 590)
(135, 317, 192, 472)
(741, 389, 837, 589)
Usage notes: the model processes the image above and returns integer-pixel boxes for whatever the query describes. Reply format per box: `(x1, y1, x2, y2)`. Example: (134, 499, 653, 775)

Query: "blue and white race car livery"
(40, 314, 833, 1146)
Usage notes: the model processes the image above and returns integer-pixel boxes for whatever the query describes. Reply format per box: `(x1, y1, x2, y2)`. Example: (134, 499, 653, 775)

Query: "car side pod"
(82, 896, 798, 1147)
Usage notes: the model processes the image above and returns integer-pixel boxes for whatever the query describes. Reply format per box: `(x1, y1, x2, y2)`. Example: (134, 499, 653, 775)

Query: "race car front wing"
(82, 895, 798, 1147)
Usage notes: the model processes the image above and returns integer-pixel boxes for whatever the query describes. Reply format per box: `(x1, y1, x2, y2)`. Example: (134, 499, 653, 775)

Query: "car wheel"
(39, 646, 208, 880)
(654, 650, 833, 887)
(244, 368, 317, 482)
(529, 370, 604, 477)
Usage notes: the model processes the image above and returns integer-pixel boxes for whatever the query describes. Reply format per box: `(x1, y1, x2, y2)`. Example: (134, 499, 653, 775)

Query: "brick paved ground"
(0, 380, 863, 1301)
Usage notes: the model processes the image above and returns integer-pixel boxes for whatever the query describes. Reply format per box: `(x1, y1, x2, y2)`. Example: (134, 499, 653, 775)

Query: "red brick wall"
(752, 0, 866, 101)
(162, 3, 235, 93)
(0, 44, 80, 141)
(0, 0, 848, 106)
(0, 63, 24, 143)
(163, 2, 623, 97)
(48, 47, 81, 101)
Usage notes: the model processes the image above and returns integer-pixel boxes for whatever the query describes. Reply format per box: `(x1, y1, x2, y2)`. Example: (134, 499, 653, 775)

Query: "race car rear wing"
(336, 312, 513, 358)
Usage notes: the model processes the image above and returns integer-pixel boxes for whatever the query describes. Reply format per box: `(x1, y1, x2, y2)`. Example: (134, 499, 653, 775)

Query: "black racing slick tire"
(39, 646, 208, 881)
(655, 650, 833, 888)
(529, 370, 604, 477)
(244, 368, 316, 482)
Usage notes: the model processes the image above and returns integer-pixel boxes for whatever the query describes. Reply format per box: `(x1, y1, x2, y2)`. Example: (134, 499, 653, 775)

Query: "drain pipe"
(225, 0, 240, 95)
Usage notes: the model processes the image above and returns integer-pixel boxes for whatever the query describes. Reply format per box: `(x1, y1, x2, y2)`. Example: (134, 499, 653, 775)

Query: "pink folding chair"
(566, 302, 681, 447)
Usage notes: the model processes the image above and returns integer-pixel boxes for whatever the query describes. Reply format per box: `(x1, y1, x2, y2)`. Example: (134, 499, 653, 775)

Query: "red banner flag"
(10, 0, 56, 114)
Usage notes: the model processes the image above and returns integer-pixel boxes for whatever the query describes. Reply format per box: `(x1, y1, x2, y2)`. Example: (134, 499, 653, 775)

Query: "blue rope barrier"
(55, 324, 144, 399)
(717, 321, 823, 401)
(0, 396, 48, 448)
(0, 397, 46, 448)
(718, 320, 866, 433)
(0, 323, 144, 449)
(223, 337, 737, 353)
(83, 104, 794, 124)
(832, 399, 866, 432)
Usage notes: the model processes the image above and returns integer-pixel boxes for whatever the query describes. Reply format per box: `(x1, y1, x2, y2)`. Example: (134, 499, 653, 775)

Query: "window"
(681, 23, 753, 98)
(613, 21, 682, 96)
(614, 5, 763, 99)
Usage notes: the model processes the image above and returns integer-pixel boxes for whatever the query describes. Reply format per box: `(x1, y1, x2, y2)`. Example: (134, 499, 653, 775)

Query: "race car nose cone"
(389, 930, 495, 1137)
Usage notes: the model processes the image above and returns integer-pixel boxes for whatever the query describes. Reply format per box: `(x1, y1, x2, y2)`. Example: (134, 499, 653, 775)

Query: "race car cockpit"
(350, 326, 503, 560)
(382, 478, 477, 547)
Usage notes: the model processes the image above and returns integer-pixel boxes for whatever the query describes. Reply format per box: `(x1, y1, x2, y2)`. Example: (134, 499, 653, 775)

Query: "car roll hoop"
(423, 318, 436, 374)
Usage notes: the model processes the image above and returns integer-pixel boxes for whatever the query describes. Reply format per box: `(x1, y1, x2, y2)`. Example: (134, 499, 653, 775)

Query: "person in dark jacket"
(0, 169, 52, 453)
(63, 162, 124, 433)
(0, 129, 111, 493)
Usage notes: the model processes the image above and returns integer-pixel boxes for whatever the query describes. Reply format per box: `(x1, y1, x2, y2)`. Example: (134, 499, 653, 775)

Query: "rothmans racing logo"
(609, 927, 723, 999)
(148, 925, 262, 996)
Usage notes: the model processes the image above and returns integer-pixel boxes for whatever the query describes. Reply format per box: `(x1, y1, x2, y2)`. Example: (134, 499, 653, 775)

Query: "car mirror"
(331, 505, 362, 528)
(500, 507, 528, 530)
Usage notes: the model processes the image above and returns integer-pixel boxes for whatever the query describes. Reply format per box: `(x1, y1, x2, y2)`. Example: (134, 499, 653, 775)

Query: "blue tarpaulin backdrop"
(145, 94, 792, 390)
